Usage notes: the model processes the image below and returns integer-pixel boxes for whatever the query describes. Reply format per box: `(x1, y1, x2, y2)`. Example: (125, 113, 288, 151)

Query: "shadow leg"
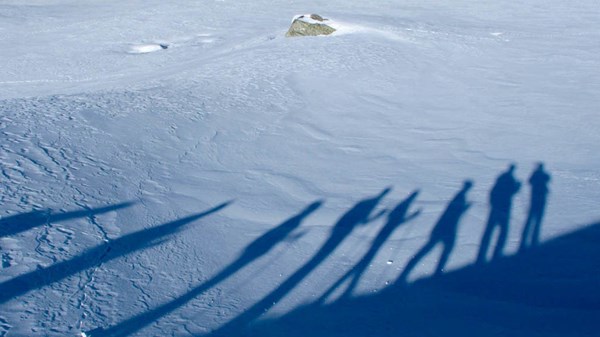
(398, 240, 436, 283)
(434, 239, 454, 276)
(532, 210, 544, 247)
(477, 213, 496, 264)
(493, 214, 509, 260)
(520, 212, 534, 251)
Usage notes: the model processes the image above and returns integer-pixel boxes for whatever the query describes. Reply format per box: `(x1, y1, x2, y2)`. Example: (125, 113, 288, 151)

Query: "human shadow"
(520, 163, 551, 250)
(319, 190, 420, 302)
(0, 202, 230, 305)
(245, 221, 600, 337)
(477, 164, 521, 263)
(0, 202, 135, 238)
(85, 200, 322, 337)
(208, 188, 391, 336)
(397, 181, 473, 283)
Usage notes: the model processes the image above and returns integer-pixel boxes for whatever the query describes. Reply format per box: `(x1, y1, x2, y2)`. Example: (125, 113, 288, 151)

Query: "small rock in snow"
(286, 14, 336, 37)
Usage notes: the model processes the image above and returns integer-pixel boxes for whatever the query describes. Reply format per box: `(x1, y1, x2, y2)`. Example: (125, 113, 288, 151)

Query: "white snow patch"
(292, 14, 327, 25)
(329, 20, 406, 41)
(127, 43, 168, 54)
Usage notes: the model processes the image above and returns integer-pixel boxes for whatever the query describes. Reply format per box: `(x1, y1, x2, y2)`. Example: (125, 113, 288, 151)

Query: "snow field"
(1, 0, 599, 336)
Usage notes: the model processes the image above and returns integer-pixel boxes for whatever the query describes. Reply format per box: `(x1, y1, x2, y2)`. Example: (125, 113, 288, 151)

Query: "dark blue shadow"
(208, 188, 391, 336)
(240, 221, 600, 337)
(320, 190, 420, 302)
(520, 162, 551, 250)
(477, 165, 521, 263)
(85, 200, 322, 337)
(397, 181, 472, 282)
(0, 202, 230, 304)
(0, 202, 135, 238)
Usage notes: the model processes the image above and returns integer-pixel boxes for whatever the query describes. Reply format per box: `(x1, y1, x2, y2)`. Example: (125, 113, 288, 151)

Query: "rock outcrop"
(286, 14, 336, 37)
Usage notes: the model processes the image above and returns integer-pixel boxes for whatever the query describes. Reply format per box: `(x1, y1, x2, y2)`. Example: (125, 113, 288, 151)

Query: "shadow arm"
(366, 209, 387, 223)
(405, 209, 422, 222)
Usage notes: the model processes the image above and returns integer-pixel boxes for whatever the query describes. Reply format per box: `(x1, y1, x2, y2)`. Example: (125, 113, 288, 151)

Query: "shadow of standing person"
(397, 181, 473, 284)
(319, 190, 421, 302)
(207, 188, 391, 337)
(477, 164, 521, 264)
(520, 163, 551, 250)
(85, 201, 322, 337)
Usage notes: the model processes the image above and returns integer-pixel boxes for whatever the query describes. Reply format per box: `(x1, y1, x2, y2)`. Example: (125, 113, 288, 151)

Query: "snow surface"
(127, 44, 167, 54)
(1, 0, 599, 336)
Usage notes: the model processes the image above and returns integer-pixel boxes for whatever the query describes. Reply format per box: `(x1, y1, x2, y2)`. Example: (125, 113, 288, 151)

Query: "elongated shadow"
(85, 200, 322, 337)
(520, 163, 551, 250)
(0, 202, 230, 304)
(0, 202, 136, 238)
(319, 190, 420, 302)
(245, 221, 600, 337)
(477, 164, 521, 263)
(397, 181, 473, 283)
(208, 188, 391, 337)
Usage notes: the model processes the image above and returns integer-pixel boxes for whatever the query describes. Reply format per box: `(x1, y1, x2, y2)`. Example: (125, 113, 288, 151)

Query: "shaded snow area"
(1, 0, 599, 336)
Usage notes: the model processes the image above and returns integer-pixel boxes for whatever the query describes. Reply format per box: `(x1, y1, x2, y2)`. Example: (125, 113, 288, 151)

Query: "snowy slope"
(1, 0, 599, 336)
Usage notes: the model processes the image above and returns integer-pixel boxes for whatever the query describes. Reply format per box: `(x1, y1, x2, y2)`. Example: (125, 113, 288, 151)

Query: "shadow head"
(407, 189, 420, 201)
(305, 200, 324, 214)
(379, 187, 393, 199)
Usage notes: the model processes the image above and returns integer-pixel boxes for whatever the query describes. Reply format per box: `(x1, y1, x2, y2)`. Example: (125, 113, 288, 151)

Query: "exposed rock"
(309, 14, 324, 21)
(286, 14, 336, 37)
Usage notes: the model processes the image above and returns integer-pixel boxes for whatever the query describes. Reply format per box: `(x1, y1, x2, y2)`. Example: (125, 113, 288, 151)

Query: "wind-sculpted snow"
(1, 0, 599, 336)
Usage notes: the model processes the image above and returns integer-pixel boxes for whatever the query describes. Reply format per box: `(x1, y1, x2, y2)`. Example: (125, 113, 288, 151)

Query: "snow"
(127, 44, 168, 54)
(0, 0, 599, 336)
